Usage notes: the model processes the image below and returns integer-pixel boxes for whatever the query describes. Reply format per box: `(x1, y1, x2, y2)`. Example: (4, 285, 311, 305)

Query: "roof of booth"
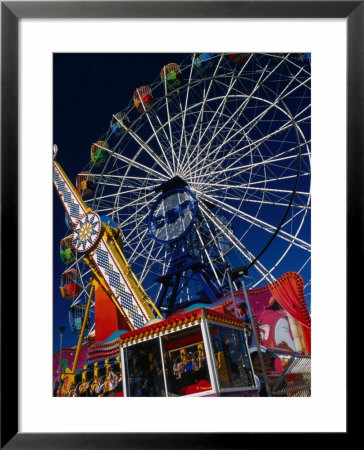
(118, 307, 246, 346)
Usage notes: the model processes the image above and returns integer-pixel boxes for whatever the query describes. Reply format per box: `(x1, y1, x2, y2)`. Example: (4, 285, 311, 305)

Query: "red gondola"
(76, 171, 94, 198)
(229, 53, 251, 64)
(60, 268, 81, 299)
(133, 86, 153, 114)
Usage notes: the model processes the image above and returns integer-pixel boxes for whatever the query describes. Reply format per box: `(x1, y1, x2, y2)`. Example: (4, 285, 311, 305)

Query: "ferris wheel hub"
(148, 187, 198, 245)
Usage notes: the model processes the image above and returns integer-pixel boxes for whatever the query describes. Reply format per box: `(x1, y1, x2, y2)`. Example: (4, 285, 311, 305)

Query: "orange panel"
(95, 284, 128, 342)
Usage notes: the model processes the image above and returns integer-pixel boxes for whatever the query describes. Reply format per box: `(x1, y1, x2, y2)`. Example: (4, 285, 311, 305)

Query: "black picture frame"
(1, 1, 356, 448)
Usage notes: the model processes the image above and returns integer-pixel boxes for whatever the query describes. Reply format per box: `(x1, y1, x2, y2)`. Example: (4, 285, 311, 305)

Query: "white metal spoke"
(199, 203, 275, 284)
(198, 190, 310, 252)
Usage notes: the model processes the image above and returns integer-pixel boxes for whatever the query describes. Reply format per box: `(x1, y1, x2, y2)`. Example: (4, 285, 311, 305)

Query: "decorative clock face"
(72, 212, 101, 252)
(148, 188, 198, 244)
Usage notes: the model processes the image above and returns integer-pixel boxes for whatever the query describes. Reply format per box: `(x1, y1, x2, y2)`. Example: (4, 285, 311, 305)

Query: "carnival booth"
(117, 306, 259, 397)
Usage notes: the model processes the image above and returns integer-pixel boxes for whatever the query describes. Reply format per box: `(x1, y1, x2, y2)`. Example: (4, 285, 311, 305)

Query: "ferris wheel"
(74, 53, 311, 316)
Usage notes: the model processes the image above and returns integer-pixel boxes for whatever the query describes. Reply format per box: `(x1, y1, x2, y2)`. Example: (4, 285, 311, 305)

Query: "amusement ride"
(53, 53, 311, 398)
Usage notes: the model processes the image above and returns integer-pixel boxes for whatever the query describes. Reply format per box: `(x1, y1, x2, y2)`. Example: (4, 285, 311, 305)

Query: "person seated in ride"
(173, 356, 183, 379)
(107, 366, 119, 391)
(95, 376, 105, 396)
(129, 366, 145, 396)
(103, 375, 112, 394)
(113, 373, 124, 396)
(184, 352, 198, 373)
(79, 380, 89, 397)
(66, 383, 76, 397)
(90, 377, 99, 396)
(73, 382, 81, 397)
(151, 358, 164, 396)
(87, 380, 96, 397)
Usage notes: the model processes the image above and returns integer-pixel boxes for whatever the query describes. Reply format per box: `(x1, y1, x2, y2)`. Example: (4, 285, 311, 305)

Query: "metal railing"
(272, 354, 311, 397)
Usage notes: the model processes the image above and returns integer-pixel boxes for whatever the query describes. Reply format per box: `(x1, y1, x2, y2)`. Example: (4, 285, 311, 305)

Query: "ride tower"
(148, 175, 231, 315)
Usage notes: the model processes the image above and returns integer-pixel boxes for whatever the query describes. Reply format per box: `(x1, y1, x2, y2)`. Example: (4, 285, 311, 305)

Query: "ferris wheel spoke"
(118, 210, 151, 235)
(138, 238, 160, 283)
(123, 125, 173, 177)
(128, 229, 153, 265)
(190, 61, 258, 181)
(91, 184, 155, 203)
(190, 113, 310, 186)
(188, 138, 310, 190)
(179, 54, 225, 170)
(134, 110, 174, 175)
(195, 228, 223, 287)
(178, 54, 197, 166)
(235, 73, 310, 141)
(106, 146, 169, 180)
(198, 213, 232, 273)
(87, 322, 95, 337)
(184, 63, 270, 176)
(121, 216, 149, 245)
(191, 145, 308, 184)
(161, 66, 179, 173)
(199, 203, 275, 284)
(198, 190, 310, 252)
(187, 69, 309, 183)
(187, 57, 296, 175)
(91, 173, 165, 184)
(194, 179, 310, 199)
(98, 189, 154, 215)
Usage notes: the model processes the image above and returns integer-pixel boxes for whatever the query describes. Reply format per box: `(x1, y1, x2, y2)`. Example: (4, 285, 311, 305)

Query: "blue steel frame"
(148, 185, 223, 311)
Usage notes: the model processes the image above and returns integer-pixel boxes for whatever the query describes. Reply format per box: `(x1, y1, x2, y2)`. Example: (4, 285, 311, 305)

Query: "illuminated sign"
(148, 188, 198, 244)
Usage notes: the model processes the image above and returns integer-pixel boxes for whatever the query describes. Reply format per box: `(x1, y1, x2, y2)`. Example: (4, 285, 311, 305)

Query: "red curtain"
(269, 272, 311, 354)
